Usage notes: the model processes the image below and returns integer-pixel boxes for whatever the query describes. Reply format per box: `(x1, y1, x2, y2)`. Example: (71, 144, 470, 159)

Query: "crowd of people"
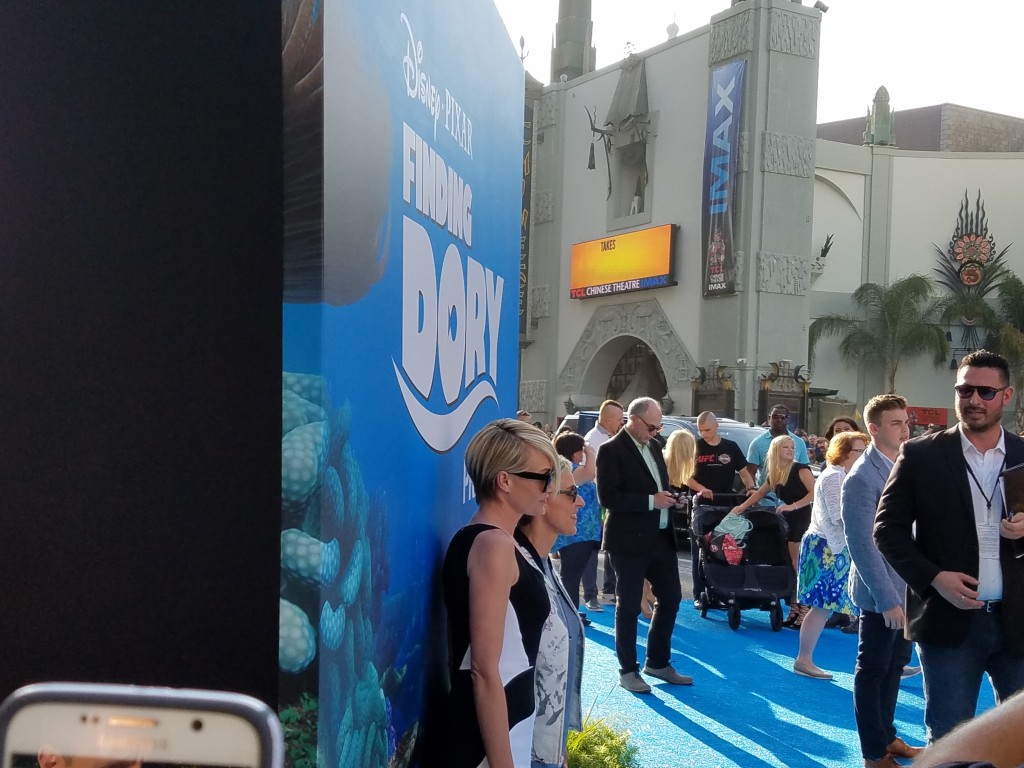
(440, 350, 1024, 768)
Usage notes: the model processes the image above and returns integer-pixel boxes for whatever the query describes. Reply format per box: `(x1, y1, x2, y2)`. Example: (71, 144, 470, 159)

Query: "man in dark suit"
(876, 350, 1024, 741)
(596, 397, 689, 693)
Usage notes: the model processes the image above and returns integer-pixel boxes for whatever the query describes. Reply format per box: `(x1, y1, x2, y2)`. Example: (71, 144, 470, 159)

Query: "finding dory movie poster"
(278, 0, 524, 764)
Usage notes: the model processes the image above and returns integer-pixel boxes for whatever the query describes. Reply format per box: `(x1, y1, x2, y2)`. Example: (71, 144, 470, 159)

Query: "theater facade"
(519, 0, 1024, 430)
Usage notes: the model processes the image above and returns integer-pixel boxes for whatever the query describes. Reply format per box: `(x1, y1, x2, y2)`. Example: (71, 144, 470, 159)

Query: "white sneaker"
(584, 599, 604, 612)
(618, 671, 652, 693)
(901, 665, 922, 679)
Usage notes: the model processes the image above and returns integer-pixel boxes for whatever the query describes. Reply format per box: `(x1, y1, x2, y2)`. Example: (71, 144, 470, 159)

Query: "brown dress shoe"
(864, 754, 904, 767)
(887, 736, 923, 759)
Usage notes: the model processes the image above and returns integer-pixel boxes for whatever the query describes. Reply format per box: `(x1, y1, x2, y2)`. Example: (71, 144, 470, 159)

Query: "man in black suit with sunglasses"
(876, 350, 1024, 743)
(596, 396, 689, 693)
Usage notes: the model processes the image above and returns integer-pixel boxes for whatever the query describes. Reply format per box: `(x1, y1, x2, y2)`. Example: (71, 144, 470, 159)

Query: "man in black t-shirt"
(687, 412, 755, 607)
(689, 412, 754, 497)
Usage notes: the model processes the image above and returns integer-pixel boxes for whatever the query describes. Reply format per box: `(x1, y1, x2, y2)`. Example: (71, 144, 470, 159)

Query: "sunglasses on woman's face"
(954, 384, 1008, 401)
(555, 485, 580, 502)
(509, 468, 554, 492)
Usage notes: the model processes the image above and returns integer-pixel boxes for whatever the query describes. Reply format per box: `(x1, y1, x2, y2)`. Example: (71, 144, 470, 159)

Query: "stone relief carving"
(537, 92, 559, 129)
(519, 380, 547, 412)
(534, 189, 554, 223)
(735, 250, 746, 292)
(530, 285, 551, 320)
(768, 9, 818, 59)
(759, 360, 811, 395)
(558, 300, 696, 392)
(762, 132, 814, 177)
(709, 12, 753, 64)
(738, 131, 749, 174)
(757, 251, 809, 295)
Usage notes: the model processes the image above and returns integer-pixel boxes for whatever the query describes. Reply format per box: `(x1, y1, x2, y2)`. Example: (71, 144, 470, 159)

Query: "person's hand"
(777, 503, 791, 513)
(1001, 511, 1024, 540)
(697, 487, 713, 500)
(931, 570, 982, 609)
(653, 490, 677, 509)
(730, 506, 744, 516)
(881, 605, 906, 630)
(640, 580, 656, 619)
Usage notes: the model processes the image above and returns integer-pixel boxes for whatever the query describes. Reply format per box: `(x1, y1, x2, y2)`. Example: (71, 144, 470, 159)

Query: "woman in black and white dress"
(442, 419, 559, 768)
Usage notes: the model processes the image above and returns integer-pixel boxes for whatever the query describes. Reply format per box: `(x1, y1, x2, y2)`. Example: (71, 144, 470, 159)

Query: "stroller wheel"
(699, 591, 709, 619)
(727, 602, 741, 630)
(770, 602, 783, 632)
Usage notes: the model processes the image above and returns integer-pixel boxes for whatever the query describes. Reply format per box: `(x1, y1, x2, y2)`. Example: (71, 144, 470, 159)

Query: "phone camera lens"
(191, 719, 203, 732)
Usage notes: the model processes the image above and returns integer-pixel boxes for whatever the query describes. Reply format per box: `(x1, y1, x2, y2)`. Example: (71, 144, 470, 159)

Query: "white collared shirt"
(959, 424, 1006, 600)
(625, 430, 667, 528)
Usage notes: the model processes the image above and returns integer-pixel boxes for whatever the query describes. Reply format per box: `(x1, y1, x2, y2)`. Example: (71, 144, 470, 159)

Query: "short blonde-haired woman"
(730, 434, 814, 627)
(516, 456, 586, 768)
(443, 419, 560, 768)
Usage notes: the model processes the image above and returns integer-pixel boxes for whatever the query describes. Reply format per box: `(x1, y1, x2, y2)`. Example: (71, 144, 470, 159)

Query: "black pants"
(609, 530, 681, 674)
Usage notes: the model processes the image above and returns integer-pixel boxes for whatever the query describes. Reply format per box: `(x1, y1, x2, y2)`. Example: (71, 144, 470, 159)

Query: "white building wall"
(888, 153, 1024, 280)
(809, 143, 1024, 418)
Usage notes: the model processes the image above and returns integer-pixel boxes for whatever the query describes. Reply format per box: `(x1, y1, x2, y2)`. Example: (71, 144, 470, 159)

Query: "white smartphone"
(0, 684, 282, 768)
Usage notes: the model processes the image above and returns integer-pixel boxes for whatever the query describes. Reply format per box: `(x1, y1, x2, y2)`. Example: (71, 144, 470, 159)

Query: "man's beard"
(958, 404, 1001, 432)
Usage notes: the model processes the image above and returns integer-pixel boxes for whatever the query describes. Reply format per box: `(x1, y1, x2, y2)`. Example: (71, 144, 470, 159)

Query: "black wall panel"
(0, 1, 283, 706)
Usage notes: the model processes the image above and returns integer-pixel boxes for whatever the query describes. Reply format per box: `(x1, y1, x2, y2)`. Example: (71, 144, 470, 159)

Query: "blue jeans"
(853, 610, 912, 760)
(918, 608, 1024, 742)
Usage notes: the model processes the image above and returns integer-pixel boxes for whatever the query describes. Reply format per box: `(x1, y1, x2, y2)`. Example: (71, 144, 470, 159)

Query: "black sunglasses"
(509, 468, 554, 492)
(954, 384, 1008, 401)
(556, 485, 580, 502)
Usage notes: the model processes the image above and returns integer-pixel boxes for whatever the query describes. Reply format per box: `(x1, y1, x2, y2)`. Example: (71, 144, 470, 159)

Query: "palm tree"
(985, 274, 1024, 430)
(808, 274, 949, 393)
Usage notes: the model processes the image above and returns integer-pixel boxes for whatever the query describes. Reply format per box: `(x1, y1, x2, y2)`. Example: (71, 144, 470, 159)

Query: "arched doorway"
(607, 341, 667, 403)
(557, 299, 696, 413)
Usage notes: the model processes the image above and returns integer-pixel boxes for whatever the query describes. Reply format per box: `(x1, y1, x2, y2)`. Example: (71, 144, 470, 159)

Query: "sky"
(492, 0, 1024, 123)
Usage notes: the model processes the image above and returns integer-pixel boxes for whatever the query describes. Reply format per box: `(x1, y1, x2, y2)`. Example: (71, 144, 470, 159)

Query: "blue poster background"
(700, 59, 745, 298)
(280, 0, 524, 765)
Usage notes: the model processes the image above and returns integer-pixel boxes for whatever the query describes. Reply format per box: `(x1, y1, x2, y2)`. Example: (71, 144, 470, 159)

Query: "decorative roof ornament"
(933, 190, 1012, 348)
(863, 86, 896, 146)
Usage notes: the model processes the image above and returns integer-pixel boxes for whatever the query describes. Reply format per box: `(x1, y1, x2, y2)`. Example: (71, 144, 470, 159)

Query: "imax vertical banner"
(701, 59, 745, 297)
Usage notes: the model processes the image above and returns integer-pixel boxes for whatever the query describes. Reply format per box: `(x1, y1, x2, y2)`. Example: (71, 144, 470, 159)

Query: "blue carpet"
(578, 603, 996, 767)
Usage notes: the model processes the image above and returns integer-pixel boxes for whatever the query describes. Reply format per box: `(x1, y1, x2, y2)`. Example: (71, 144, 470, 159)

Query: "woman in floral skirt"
(793, 430, 870, 679)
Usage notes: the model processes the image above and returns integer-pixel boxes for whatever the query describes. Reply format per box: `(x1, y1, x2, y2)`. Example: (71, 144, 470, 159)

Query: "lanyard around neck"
(964, 456, 1005, 523)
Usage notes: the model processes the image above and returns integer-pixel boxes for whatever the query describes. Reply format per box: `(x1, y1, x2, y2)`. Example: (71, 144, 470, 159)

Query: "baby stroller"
(690, 494, 795, 631)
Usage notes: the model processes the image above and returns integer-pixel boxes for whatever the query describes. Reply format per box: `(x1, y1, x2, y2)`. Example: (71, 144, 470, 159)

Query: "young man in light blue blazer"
(843, 393, 921, 768)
